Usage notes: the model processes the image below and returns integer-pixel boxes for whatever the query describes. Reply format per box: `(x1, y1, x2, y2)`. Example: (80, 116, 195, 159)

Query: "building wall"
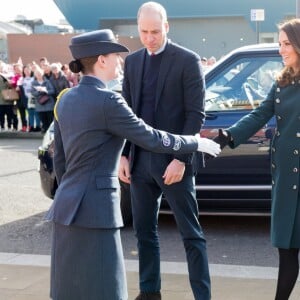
(53, 0, 295, 59)
(168, 17, 256, 59)
(6, 34, 141, 65)
(0, 34, 8, 62)
(54, 0, 295, 32)
(112, 17, 257, 59)
(7, 33, 76, 64)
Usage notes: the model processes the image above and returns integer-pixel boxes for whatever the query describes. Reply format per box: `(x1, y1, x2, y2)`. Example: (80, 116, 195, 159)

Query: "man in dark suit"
(119, 2, 210, 300)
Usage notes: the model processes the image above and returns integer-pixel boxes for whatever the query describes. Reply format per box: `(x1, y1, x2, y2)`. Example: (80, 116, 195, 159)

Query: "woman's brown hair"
(277, 18, 300, 87)
(69, 56, 99, 74)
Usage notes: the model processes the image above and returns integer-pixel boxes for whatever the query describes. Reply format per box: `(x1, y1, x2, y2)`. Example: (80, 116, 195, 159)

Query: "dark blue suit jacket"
(122, 40, 206, 173)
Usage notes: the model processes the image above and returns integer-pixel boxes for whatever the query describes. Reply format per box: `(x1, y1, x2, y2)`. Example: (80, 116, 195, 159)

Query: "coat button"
(276, 87, 280, 92)
(275, 98, 280, 103)
(297, 132, 300, 138)
(276, 131, 280, 136)
(294, 150, 299, 155)
(293, 168, 298, 173)
(292, 185, 297, 190)
(272, 163, 276, 169)
(272, 147, 276, 152)
(272, 180, 275, 185)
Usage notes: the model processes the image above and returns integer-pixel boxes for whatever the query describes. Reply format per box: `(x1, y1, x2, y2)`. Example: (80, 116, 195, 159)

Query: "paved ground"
(0, 253, 300, 300)
(0, 131, 43, 140)
(1, 131, 300, 299)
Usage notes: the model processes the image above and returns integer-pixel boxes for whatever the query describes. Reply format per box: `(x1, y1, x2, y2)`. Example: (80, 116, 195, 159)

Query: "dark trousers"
(17, 104, 27, 127)
(131, 151, 211, 300)
(0, 105, 14, 129)
(12, 104, 18, 129)
(39, 111, 53, 132)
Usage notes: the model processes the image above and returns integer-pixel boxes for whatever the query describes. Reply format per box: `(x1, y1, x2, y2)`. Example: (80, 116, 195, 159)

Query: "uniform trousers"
(131, 150, 211, 300)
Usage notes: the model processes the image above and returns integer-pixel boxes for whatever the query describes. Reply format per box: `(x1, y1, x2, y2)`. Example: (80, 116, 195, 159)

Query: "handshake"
(195, 129, 231, 159)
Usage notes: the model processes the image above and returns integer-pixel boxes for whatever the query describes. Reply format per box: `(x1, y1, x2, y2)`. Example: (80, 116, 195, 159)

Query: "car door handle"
(205, 113, 218, 120)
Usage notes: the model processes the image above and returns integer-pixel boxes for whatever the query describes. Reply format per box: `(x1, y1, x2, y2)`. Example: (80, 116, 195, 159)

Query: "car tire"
(120, 181, 132, 226)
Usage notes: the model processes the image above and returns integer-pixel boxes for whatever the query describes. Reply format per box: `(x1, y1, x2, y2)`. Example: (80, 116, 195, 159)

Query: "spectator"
(30, 61, 39, 74)
(41, 62, 52, 80)
(22, 64, 41, 132)
(0, 71, 14, 131)
(201, 57, 207, 63)
(39, 57, 49, 68)
(207, 56, 217, 67)
(61, 63, 79, 87)
(15, 66, 29, 132)
(49, 63, 70, 100)
(31, 66, 55, 133)
(10, 63, 23, 130)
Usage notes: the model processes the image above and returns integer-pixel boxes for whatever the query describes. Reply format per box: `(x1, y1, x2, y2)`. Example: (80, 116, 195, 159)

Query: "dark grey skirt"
(50, 223, 127, 300)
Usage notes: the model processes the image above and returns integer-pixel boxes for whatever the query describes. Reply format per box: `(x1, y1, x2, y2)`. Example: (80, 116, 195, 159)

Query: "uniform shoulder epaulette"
(54, 88, 70, 121)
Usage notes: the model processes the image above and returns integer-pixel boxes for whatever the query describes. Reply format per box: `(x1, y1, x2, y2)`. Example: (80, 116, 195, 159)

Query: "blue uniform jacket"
(45, 76, 199, 228)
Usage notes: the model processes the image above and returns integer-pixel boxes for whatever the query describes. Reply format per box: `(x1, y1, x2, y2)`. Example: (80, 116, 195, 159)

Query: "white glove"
(195, 134, 221, 157)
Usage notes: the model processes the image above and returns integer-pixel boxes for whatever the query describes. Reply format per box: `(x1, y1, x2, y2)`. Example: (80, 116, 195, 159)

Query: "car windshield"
(205, 55, 283, 112)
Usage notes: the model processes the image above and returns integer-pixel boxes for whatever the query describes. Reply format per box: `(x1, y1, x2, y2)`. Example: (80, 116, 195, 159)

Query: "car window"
(205, 56, 283, 112)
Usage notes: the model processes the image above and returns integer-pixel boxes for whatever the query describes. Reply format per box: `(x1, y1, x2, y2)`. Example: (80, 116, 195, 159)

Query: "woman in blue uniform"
(45, 29, 220, 300)
(215, 18, 300, 300)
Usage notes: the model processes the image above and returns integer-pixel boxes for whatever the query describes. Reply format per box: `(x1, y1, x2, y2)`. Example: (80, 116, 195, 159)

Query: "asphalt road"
(0, 137, 278, 268)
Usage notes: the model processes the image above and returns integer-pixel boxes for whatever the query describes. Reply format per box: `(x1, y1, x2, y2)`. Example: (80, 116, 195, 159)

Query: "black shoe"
(34, 127, 41, 132)
(135, 291, 161, 300)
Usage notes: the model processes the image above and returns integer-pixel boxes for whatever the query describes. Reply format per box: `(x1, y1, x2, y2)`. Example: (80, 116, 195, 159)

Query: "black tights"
(275, 248, 299, 300)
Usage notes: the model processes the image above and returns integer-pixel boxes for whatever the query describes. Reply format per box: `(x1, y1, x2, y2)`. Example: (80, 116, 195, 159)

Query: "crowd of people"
(200, 55, 217, 71)
(0, 48, 215, 135)
(0, 57, 79, 133)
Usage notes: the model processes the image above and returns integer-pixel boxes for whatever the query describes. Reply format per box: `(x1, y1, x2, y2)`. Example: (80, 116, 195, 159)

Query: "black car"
(38, 43, 282, 224)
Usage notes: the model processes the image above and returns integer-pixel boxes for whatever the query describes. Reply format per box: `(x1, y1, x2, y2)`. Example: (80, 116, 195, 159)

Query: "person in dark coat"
(31, 66, 56, 133)
(118, 2, 209, 300)
(45, 29, 220, 300)
(49, 63, 70, 100)
(213, 18, 300, 300)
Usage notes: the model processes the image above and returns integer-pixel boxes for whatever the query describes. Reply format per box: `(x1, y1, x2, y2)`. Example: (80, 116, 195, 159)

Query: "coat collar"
(155, 41, 175, 109)
(135, 40, 176, 108)
(80, 75, 106, 89)
(132, 40, 176, 111)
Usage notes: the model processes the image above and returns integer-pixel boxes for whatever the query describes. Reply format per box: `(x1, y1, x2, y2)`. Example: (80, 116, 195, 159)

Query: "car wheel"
(120, 181, 132, 226)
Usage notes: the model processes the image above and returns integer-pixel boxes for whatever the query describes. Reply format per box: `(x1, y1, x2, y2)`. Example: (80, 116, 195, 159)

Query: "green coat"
(228, 82, 300, 249)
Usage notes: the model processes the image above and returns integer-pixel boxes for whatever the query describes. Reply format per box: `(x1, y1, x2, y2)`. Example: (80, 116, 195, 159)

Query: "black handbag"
(37, 93, 50, 105)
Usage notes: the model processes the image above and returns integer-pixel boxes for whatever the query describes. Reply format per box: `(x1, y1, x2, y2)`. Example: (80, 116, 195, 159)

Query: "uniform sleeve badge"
(162, 134, 171, 147)
(172, 136, 181, 151)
